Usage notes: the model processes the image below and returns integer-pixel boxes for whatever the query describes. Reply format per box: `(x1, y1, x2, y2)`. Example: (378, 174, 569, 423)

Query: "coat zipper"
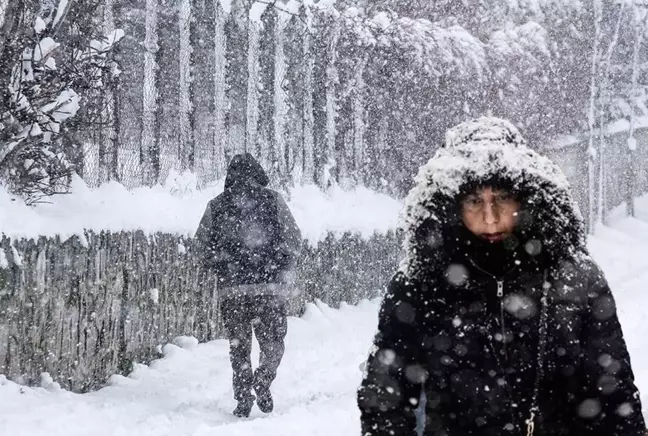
(469, 260, 517, 360)
(469, 260, 550, 434)
(496, 280, 507, 357)
(470, 260, 519, 429)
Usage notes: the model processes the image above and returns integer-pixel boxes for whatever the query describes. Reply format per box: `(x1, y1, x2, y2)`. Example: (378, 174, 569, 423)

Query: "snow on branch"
(337, 10, 486, 79)
(0, 1, 123, 204)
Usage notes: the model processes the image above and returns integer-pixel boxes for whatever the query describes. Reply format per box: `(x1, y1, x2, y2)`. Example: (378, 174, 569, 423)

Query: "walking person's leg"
(252, 295, 288, 413)
(222, 295, 255, 417)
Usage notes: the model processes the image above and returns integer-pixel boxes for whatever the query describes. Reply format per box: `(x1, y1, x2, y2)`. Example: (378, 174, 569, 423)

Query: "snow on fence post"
(0, 229, 401, 392)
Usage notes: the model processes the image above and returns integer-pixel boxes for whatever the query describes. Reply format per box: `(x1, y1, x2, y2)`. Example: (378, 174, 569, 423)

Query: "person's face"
(460, 187, 520, 243)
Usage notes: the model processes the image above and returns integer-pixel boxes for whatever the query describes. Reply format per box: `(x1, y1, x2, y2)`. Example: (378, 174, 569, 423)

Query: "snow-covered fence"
(0, 230, 401, 392)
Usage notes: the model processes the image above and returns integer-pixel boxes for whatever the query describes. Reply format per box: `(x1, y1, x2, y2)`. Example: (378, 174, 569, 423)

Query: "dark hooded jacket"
(195, 153, 301, 289)
(358, 118, 645, 436)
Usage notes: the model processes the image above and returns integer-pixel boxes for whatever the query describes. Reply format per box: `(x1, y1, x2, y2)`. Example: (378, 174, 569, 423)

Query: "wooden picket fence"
(0, 230, 401, 392)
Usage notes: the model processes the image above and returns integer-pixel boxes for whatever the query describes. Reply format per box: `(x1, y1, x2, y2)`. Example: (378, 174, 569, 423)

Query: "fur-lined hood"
(400, 117, 587, 279)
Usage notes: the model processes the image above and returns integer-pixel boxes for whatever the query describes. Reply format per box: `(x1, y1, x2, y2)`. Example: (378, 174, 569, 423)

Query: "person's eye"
(495, 192, 514, 202)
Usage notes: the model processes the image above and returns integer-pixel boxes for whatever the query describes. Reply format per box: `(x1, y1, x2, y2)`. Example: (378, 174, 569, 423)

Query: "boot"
(255, 384, 273, 414)
(233, 396, 255, 418)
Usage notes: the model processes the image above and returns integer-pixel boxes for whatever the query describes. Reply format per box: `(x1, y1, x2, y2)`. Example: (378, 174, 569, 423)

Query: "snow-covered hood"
(400, 117, 587, 279)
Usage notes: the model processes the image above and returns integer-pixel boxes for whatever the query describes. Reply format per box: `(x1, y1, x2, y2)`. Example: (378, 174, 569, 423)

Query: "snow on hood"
(400, 117, 587, 278)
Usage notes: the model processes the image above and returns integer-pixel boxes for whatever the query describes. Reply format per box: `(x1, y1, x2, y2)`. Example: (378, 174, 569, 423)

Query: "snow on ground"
(0, 298, 380, 436)
(0, 173, 402, 243)
(2, 206, 648, 435)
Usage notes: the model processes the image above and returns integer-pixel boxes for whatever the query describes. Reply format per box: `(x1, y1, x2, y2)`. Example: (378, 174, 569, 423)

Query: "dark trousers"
(222, 294, 288, 403)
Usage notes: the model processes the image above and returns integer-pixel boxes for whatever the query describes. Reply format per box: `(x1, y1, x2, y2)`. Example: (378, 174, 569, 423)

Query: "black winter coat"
(358, 118, 645, 436)
(195, 153, 301, 288)
(359, 261, 644, 436)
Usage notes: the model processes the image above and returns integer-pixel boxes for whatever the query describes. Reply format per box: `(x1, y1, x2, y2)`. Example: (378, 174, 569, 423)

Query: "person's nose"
(483, 201, 499, 225)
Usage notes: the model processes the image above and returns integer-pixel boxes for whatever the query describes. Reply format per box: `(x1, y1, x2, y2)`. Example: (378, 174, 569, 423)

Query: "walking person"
(196, 153, 302, 418)
(358, 118, 645, 435)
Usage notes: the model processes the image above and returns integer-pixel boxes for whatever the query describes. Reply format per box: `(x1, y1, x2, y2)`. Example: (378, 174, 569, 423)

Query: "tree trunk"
(225, 12, 247, 157)
(597, 3, 625, 225)
(324, 17, 342, 188)
(179, 0, 194, 173)
(258, 6, 276, 179)
(192, 0, 216, 187)
(587, 0, 603, 233)
(353, 57, 367, 185)
(101, 0, 119, 183)
(141, 0, 159, 186)
(213, 2, 228, 181)
(302, 23, 315, 185)
(274, 8, 289, 183)
(246, 21, 261, 157)
(113, 0, 144, 188)
(626, 5, 648, 217)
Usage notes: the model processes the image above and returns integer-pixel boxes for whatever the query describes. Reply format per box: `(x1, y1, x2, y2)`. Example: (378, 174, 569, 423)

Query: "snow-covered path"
(3, 215, 648, 436)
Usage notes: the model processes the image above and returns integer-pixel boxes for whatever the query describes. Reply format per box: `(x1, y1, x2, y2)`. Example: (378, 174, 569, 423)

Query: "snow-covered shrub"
(0, 0, 123, 204)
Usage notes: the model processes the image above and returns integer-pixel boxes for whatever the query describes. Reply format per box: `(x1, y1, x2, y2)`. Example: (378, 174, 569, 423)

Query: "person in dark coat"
(195, 153, 301, 418)
(358, 118, 645, 436)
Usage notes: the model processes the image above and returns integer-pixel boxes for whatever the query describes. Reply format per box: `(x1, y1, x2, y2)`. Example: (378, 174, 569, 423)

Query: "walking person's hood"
(400, 117, 588, 279)
(225, 153, 270, 190)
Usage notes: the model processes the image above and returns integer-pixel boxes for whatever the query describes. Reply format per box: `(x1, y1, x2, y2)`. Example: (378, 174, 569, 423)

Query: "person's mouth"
(481, 232, 506, 242)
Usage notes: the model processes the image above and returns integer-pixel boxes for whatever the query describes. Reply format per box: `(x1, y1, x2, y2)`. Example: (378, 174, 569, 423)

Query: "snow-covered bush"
(0, 0, 123, 204)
